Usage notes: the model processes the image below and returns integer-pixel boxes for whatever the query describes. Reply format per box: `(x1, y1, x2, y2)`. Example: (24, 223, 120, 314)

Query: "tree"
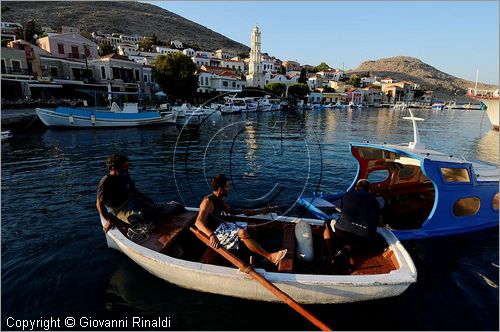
(348, 74, 361, 87)
(99, 44, 116, 56)
(413, 89, 425, 99)
(298, 68, 307, 84)
(277, 65, 286, 75)
(315, 62, 330, 72)
(22, 20, 45, 44)
(287, 83, 310, 98)
(264, 82, 287, 97)
(153, 52, 198, 102)
(322, 86, 335, 93)
(237, 51, 249, 59)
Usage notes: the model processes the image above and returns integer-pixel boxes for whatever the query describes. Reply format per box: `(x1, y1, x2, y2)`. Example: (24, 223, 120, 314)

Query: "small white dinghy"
(101, 207, 416, 305)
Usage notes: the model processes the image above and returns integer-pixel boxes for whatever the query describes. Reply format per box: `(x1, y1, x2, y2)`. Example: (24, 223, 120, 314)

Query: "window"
(493, 193, 499, 210)
(57, 43, 65, 54)
(11, 60, 21, 71)
(100, 66, 106, 79)
(50, 67, 58, 77)
(367, 169, 389, 183)
(441, 168, 470, 183)
(222, 81, 228, 87)
(144, 74, 148, 83)
(135, 69, 140, 81)
(71, 46, 79, 58)
(453, 197, 480, 217)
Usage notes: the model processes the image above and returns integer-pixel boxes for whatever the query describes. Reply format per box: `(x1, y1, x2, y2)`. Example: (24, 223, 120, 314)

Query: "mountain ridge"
(1, 1, 250, 52)
(350, 56, 497, 100)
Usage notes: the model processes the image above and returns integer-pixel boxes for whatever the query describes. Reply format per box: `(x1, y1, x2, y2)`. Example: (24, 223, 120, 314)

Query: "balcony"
(1, 67, 31, 76)
(67, 53, 87, 60)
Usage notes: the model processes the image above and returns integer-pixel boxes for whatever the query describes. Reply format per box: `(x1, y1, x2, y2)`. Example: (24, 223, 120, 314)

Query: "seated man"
(96, 154, 181, 233)
(323, 179, 381, 272)
(195, 174, 287, 265)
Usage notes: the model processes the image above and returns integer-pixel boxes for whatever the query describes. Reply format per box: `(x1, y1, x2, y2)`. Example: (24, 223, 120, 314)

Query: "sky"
(146, 1, 499, 85)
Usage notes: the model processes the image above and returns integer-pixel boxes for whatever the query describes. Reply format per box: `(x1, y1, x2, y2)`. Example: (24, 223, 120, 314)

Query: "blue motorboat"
(298, 111, 499, 240)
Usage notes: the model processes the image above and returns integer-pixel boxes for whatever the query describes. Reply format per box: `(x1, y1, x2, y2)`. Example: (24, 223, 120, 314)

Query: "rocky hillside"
(350, 56, 498, 100)
(1, 1, 250, 52)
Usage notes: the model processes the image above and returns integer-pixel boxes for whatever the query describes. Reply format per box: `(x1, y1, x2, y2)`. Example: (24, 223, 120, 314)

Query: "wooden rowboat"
(100, 207, 416, 304)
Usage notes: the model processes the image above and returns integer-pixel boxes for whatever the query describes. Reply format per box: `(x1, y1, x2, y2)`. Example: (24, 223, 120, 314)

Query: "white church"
(246, 25, 299, 89)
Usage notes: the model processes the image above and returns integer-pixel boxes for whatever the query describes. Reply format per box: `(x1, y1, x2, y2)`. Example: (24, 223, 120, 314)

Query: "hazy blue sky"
(147, 1, 499, 85)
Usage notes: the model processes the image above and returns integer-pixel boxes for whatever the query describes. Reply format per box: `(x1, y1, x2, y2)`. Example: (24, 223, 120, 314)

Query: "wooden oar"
(189, 227, 332, 331)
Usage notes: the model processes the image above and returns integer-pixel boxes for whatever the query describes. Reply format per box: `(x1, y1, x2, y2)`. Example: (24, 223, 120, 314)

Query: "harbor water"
(2, 107, 498, 330)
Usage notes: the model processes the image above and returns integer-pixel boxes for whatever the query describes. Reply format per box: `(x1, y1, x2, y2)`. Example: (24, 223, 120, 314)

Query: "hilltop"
(1, 1, 250, 52)
(350, 56, 498, 100)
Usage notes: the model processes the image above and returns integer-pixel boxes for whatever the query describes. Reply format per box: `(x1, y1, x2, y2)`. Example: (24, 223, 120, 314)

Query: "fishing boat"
(36, 102, 177, 128)
(100, 208, 416, 305)
(298, 110, 499, 240)
(467, 88, 499, 131)
(431, 102, 445, 111)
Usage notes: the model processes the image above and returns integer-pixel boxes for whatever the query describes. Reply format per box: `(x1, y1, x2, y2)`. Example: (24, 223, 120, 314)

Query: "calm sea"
(2, 107, 498, 330)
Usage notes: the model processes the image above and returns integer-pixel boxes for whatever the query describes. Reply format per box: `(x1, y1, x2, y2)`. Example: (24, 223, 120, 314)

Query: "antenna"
(402, 109, 425, 149)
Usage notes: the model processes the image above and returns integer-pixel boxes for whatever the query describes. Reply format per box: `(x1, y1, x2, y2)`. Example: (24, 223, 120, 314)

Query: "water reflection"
(473, 129, 499, 164)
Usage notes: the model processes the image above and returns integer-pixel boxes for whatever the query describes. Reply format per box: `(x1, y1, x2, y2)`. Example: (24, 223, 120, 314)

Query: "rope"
(126, 222, 154, 244)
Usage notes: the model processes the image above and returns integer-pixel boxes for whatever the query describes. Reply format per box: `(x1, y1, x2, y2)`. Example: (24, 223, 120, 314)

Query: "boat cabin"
(299, 111, 499, 239)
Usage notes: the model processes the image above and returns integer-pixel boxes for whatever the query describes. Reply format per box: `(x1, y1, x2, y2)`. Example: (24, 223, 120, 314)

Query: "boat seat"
(118, 211, 198, 253)
(278, 224, 296, 273)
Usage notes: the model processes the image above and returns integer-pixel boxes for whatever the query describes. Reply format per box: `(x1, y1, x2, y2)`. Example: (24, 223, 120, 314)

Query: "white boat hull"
(479, 98, 499, 130)
(101, 210, 416, 304)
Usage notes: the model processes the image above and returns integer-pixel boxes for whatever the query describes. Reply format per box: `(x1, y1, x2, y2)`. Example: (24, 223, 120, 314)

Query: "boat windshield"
(352, 146, 435, 230)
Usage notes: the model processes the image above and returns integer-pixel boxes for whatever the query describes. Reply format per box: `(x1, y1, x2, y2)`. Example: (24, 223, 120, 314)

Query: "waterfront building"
(246, 25, 265, 88)
(308, 91, 323, 103)
(7, 39, 51, 78)
(1, 47, 30, 78)
(39, 55, 93, 83)
(37, 32, 99, 61)
(89, 53, 144, 93)
(61, 26, 80, 34)
(119, 34, 143, 44)
(200, 65, 246, 93)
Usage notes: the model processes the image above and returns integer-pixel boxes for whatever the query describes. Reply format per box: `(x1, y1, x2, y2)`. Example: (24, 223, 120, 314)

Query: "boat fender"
(91, 114, 96, 126)
(295, 220, 314, 262)
(68, 115, 74, 125)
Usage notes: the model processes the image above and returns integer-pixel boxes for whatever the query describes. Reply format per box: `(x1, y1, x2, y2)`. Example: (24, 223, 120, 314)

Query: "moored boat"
(101, 208, 416, 304)
(36, 102, 177, 128)
(467, 88, 499, 131)
(298, 110, 499, 240)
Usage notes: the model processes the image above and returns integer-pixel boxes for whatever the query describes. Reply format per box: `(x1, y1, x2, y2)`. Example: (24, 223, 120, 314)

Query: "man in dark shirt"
(97, 154, 160, 232)
(323, 179, 381, 271)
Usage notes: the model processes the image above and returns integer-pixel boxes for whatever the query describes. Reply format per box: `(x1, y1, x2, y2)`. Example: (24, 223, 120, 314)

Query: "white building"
(117, 43, 139, 56)
(171, 40, 183, 49)
(155, 46, 181, 55)
(183, 48, 195, 57)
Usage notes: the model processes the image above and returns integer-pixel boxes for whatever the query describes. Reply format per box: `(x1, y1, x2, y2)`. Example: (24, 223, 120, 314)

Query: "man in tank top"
(195, 174, 287, 265)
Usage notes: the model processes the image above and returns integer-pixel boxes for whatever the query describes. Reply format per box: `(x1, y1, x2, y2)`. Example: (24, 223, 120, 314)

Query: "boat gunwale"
(101, 208, 417, 286)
